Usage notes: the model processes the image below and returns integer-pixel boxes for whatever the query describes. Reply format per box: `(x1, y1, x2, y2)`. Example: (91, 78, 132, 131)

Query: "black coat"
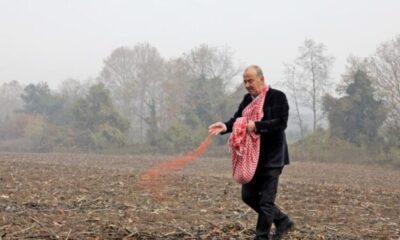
(223, 87, 290, 168)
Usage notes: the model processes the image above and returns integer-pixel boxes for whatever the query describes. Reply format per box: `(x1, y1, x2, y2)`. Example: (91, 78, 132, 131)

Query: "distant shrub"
(290, 129, 400, 168)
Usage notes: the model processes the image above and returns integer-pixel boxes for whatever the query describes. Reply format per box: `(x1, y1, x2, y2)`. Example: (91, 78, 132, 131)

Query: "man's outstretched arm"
(208, 95, 248, 135)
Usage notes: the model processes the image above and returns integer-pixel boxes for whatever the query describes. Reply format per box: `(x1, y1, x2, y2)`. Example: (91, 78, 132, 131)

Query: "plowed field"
(1, 153, 399, 239)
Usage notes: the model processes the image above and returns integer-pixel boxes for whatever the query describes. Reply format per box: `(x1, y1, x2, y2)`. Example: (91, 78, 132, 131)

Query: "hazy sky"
(1, 0, 399, 89)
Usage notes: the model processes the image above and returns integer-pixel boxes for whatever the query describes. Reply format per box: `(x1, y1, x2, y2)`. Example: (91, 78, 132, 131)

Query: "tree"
(0, 80, 23, 122)
(323, 69, 386, 147)
(368, 35, 400, 146)
(59, 78, 86, 103)
(295, 39, 334, 131)
(98, 46, 137, 141)
(98, 43, 165, 144)
(158, 44, 241, 150)
(131, 43, 165, 145)
(21, 82, 65, 124)
(281, 63, 305, 139)
(182, 44, 240, 127)
(57, 78, 94, 126)
(72, 83, 129, 149)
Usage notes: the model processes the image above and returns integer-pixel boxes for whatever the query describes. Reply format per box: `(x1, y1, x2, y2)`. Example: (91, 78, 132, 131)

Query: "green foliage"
(0, 112, 76, 152)
(384, 124, 400, 148)
(183, 77, 227, 128)
(91, 124, 127, 149)
(21, 82, 65, 123)
(323, 70, 386, 147)
(23, 114, 46, 143)
(156, 119, 208, 153)
(144, 45, 239, 152)
(290, 129, 395, 166)
(37, 124, 76, 152)
(388, 148, 400, 168)
(71, 83, 129, 149)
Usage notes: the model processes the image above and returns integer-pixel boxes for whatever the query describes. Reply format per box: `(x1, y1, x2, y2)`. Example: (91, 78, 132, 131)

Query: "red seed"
(138, 134, 214, 200)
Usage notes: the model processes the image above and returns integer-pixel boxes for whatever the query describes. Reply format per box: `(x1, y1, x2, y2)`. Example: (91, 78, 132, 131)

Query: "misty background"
(1, 0, 400, 167)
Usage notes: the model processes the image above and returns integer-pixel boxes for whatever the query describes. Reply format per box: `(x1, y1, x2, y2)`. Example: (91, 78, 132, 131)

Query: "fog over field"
(0, 2, 400, 239)
(1, 1, 399, 88)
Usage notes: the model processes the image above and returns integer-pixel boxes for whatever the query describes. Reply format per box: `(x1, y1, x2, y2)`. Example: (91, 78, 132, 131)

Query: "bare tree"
(183, 44, 240, 87)
(295, 39, 334, 131)
(59, 78, 86, 103)
(132, 43, 165, 144)
(98, 43, 165, 143)
(163, 58, 192, 128)
(98, 47, 137, 130)
(368, 35, 400, 144)
(281, 63, 305, 139)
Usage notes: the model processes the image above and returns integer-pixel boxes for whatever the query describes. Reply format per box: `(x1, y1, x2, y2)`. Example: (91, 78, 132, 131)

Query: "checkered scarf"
(228, 85, 268, 184)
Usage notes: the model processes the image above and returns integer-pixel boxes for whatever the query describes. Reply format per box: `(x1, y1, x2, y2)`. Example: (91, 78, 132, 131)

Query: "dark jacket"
(222, 87, 290, 168)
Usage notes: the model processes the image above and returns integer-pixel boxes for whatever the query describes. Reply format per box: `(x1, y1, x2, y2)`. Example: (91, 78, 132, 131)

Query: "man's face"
(243, 68, 265, 97)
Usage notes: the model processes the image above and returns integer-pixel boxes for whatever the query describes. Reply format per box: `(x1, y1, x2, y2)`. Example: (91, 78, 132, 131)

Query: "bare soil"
(1, 152, 399, 239)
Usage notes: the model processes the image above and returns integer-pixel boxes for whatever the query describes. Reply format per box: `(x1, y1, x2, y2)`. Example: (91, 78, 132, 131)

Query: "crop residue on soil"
(138, 134, 213, 199)
(1, 153, 400, 239)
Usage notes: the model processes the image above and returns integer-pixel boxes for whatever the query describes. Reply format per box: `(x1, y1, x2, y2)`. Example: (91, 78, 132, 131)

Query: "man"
(208, 65, 294, 240)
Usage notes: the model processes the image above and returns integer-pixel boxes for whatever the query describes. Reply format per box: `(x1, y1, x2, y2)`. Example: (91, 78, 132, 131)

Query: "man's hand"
(208, 122, 227, 135)
(246, 120, 256, 133)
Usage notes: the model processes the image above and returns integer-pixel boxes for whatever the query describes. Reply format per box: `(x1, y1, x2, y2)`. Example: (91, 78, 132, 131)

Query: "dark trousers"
(242, 167, 287, 240)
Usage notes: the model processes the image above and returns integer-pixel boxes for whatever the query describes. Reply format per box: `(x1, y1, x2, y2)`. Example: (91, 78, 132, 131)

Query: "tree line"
(0, 36, 399, 164)
(0, 44, 242, 152)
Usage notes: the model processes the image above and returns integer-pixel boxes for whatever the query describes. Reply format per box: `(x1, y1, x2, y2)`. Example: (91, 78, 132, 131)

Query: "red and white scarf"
(228, 85, 268, 184)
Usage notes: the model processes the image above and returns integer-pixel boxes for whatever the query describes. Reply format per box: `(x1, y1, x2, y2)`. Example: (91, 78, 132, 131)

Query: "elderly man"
(208, 65, 294, 240)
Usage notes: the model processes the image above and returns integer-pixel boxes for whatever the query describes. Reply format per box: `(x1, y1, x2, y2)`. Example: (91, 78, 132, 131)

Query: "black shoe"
(272, 218, 294, 240)
(253, 234, 272, 240)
